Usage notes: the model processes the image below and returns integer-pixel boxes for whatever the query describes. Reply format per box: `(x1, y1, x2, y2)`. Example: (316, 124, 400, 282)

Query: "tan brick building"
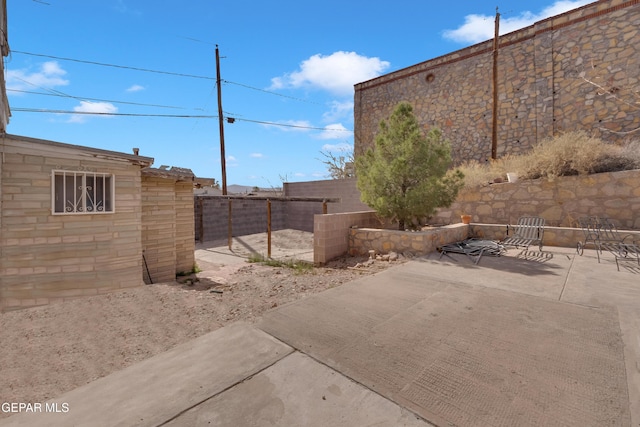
(0, 135, 195, 311)
(354, 0, 640, 164)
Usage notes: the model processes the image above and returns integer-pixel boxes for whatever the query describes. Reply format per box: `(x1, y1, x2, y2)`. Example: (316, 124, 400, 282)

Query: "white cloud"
(321, 142, 353, 153)
(443, 1, 592, 44)
(316, 123, 352, 140)
(226, 155, 238, 167)
(294, 172, 306, 177)
(126, 84, 145, 92)
(250, 153, 264, 158)
(323, 100, 354, 123)
(68, 101, 117, 123)
(6, 61, 69, 92)
(270, 51, 390, 97)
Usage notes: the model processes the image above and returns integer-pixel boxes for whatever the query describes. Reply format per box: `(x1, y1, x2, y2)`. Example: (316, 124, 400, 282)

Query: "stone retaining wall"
(433, 169, 640, 229)
(469, 223, 640, 250)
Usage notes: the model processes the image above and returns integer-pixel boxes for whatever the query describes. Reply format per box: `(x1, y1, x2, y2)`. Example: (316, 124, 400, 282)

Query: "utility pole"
(216, 45, 228, 195)
(491, 7, 500, 160)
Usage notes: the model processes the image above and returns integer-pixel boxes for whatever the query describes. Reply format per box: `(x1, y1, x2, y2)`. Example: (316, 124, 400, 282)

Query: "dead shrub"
(522, 131, 605, 179)
(458, 131, 640, 188)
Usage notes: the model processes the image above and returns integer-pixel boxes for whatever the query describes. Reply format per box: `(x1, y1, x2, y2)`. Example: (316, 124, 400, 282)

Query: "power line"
(234, 117, 352, 132)
(12, 50, 325, 106)
(11, 108, 216, 119)
(12, 50, 216, 81)
(11, 108, 354, 132)
(223, 80, 322, 105)
(8, 89, 200, 110)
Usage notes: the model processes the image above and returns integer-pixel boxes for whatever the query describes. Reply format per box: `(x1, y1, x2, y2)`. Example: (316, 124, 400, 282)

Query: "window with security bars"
(52, 171, 115, 214)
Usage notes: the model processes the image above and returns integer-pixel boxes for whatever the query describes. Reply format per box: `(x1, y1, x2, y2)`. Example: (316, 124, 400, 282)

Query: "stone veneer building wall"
(354, 0, 640, 163)
(0, 134, 153, 311)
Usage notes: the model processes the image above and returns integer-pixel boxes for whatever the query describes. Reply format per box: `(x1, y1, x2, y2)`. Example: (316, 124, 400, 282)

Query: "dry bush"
(594, 139, 640, 173)
(522, 131, 606, 179)
(459, 154, 530, 188)
(458, 131, 640, 188)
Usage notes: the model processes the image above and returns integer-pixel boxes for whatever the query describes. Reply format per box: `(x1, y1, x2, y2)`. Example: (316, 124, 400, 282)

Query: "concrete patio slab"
(164, 352, 433, 427)
(259, 247, 634, 427)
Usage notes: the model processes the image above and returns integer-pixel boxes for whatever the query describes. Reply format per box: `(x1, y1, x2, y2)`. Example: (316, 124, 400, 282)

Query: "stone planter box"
(348, 224, 469, 257)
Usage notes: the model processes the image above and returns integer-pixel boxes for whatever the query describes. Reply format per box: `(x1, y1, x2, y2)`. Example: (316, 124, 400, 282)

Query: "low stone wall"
(348, 224, 469, 257)
(433, 169, 640, 230)
(470, 223, 640, 249)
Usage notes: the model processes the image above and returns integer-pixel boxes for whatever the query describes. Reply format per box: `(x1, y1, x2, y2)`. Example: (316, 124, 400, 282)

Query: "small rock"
(389, 252, 399, 261)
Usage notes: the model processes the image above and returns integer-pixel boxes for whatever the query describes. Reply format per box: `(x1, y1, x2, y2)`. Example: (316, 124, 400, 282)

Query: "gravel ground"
(0, 255, 403, 417)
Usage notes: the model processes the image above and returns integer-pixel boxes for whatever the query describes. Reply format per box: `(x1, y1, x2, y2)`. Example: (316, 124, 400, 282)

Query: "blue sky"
(6, 0, 591, 188)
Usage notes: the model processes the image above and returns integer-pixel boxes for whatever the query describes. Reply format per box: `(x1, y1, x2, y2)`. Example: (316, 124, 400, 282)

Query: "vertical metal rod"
(228, 199, 232, 250)
(216, 45, 228, 195)
(198, 198, 204, 243)
(267, 199, 272, 259)
(491, 8, 500, 160)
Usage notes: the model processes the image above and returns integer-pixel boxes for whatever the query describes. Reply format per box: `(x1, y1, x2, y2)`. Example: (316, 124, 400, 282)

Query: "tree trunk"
(398, 219, 405, 230)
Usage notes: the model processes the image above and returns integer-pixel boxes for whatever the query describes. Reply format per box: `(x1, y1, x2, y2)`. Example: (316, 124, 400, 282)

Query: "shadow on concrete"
(417, 248, 567, 277)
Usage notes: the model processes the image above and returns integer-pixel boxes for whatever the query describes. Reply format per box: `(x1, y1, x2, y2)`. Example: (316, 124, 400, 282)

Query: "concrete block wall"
(0, 137, 148, 311)
(432, 169, 640, 230)
(313, 211, 386, 264)
(142, 177, 195, 283)
(142, 177, 177, 283)
(284, 178, 370, 231)
(195, 196, 287, 243)
(354, 0, 640, 164)
(175, 181, 195, 273)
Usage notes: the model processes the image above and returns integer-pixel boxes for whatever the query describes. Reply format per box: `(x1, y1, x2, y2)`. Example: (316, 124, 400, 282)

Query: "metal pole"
(228, 199, 232, 251)
(267, 199, 272, 259)
(216, 45, 228, 195)
(491, 8, 500, 160)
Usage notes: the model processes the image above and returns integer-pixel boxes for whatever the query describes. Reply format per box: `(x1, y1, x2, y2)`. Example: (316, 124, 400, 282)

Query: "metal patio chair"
(501, 216, 545, 253)
(576, 216, 640, 269)
(438, 238, 506, 265)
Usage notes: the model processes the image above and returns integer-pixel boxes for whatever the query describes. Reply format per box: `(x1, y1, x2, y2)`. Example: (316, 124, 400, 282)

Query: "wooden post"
(228, 199, 232, 250)
(267, 199, 272, 258)
(322, 200, 328, 215)
(216, 45, 228, 195)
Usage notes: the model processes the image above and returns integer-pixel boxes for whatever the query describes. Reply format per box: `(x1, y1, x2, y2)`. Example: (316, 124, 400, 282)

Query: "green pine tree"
(356, 102, 464, 230)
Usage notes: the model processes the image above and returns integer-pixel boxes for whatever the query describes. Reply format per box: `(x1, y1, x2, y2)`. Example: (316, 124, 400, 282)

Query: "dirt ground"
(0, 255, 403, 417)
